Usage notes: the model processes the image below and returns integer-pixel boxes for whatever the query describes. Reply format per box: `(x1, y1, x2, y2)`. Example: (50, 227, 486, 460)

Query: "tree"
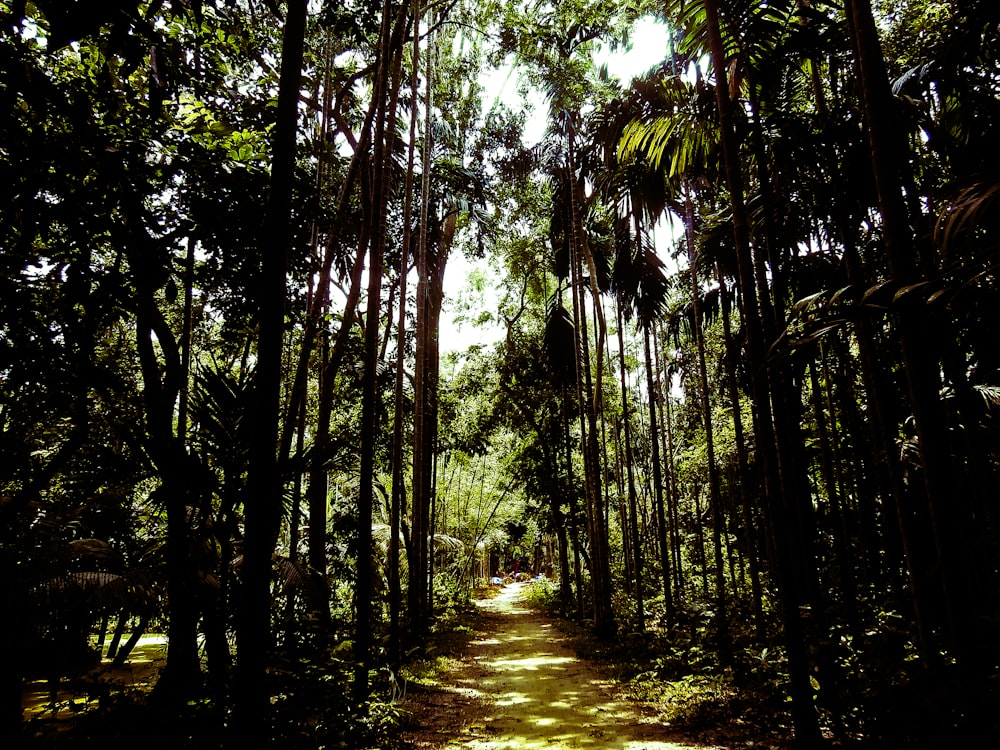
(5, 2, 1000, 745)
(235, 0, 307, 734)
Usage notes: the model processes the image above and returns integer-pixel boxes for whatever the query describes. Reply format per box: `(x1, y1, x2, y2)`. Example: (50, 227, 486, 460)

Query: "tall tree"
(843, 0, 980, 680)
(236, 0, 308, 734)
(699, 0, 821, 742)
(681, 188, 731, 664)
(409, 6, 437, 639)
(356, 0, 410, 701)
(389, 0, 423, 672)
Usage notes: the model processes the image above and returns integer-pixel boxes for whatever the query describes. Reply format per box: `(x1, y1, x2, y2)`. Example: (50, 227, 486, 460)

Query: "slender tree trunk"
(683, 190, 731, 663)
(612, 418, 633, 596)
(132, 254, 201, 704)
(307, 243, 369, 638)
(389, 0, 421, 674)
(308, 317, 332, 634)
(643, 323, 673, 627)
(560, 382, 584, 617)
(410, 15, 436, 639)
(616, 301, 644, 630)
(235, 0, 307, 735)
(567, 234, 592, 621)
(567, 130, 614, 637)
(105, 614, 127, 660)
(356, 0, 406, 702)
(282, 387, 308, 653)
(111, 614, 153, 668)
(810, 355, 859, 633)
(177, 236, 196, 442)
(716, 263, 766, 641)
(844, 0, 979, 678)
(655, 332, 684, 601)
(275, 27, 391, 469)
(702, 0, 820, 743)
(573, 237, 604, 627)
(423, 211, 455, 624)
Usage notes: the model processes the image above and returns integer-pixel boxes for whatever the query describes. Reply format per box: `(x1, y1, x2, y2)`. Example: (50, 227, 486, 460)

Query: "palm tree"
(389, 0, 424, 672)
(355, 0, 412, 701)
(236, 0, 307, 733)
(844, 0, 984, 685)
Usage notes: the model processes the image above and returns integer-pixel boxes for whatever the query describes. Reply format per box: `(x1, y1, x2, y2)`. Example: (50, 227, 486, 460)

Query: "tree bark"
(702, 0, 820, 743)
(389, 0, 422, 673)
(716, 263, 766, 641)
(616, 300, 644, 630)
(684, 189, 731, 664)
(843, 0, 979, 678)
(355, 0, 407, 702)
(566, 131, 614, 637)
(643, 323, 673, 627)
(410, 16, 436, 639)
(235, 0, 307, 736)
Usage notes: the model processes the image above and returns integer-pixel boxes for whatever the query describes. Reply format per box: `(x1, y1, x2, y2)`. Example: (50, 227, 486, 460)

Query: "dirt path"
(401, 583, 724, 749)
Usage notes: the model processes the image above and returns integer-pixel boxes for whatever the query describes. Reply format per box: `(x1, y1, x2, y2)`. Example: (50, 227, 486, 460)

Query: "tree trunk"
(421, 210, 455, 625)
(810, 355, 860, 633)
(389, 0, 421, 673)
(111, 614, 153, 668)
(235, 0, 307, 735)
(410, 16, 436, 639)
(616, 301, 644, 630)
(131, 250, 201, 705)
(561, 380, 585, 618)
(716, 264, 766, 641)
(643, 322, 673, 627)
(683, 189, 731, 664)
(701, 0, 820, 743)
(355, 0, 407, 703)
(844, 0, 979, 678)
(567, 131, 614, 638)
(655, 332, 684, 602)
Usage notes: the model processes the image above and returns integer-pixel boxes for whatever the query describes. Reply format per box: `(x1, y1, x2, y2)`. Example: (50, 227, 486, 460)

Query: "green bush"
(519, 579, 560, 610)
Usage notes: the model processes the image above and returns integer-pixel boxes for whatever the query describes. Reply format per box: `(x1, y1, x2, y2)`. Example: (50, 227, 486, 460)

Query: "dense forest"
(3, 0, 1000, 747)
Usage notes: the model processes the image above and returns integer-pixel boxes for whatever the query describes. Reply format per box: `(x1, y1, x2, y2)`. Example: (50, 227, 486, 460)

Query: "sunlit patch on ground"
(473, 637, 503, 646)
(21, 634, 167, 720)
(402, 582, 727, 749)
(489, 654, 572, 671)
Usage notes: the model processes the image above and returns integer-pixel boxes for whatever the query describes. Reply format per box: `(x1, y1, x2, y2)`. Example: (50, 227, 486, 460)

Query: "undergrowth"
(20, 645, 410, 750)
(523, 586, 795, 747)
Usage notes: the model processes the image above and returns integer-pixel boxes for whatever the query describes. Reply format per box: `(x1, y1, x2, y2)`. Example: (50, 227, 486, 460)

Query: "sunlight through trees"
(3, 1, 1000, 747)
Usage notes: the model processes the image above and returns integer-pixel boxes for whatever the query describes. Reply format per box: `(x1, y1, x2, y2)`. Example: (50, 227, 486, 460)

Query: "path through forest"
(401, 583, 726, 749)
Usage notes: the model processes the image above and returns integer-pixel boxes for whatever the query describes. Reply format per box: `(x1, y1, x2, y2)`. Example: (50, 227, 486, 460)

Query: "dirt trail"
(402, 583, 723, 749)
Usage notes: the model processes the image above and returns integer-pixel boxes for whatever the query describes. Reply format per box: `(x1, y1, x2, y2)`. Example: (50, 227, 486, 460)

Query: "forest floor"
(399, 582, 733, 750)
(21, 634, 167, 721)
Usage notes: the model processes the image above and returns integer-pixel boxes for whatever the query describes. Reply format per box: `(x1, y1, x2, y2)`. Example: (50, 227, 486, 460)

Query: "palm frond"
(935, 178, 1000, 255)
(68, 538, 121, 563)
(273, 554, 316, 593)
(974, 384, 1000, 412)
(431, 533, 464, 553)
(372, 523, 405, 551)
(616, 74, 720, 183)
(614, 222, 670, 329)
(71, 571, 131, 612)
(549, 172, 572, 280)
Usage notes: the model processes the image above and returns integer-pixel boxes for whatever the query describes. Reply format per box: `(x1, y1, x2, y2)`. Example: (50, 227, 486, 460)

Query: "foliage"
(518, 578, 561, 609)
(5, 0, 1000, 746)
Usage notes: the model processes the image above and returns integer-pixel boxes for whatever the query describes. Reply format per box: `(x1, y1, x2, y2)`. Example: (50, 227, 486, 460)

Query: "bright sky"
(479, 17, 670, 145)
(596, 17, 672, 83)
(440, 18, 671, 355)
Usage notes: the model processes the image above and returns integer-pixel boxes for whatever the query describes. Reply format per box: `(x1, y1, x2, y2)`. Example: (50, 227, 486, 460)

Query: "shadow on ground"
(403, 584, 723, 750)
